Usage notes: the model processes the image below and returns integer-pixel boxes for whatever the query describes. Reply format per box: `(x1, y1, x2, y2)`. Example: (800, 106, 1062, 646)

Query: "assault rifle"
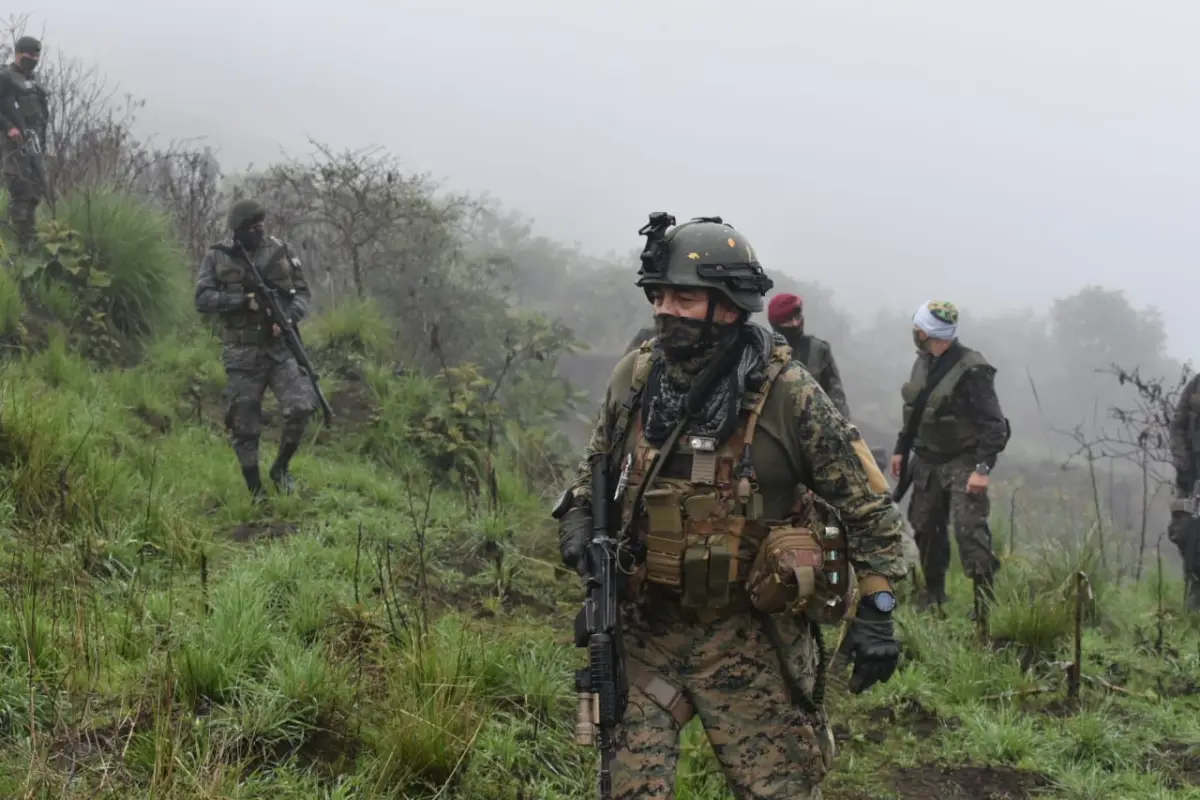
(238, 244, 334, 425)
(18, 128, 53, 213)
(573, 452, 625, 799)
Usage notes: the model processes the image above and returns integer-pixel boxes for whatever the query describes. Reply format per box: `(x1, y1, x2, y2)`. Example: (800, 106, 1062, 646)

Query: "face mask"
(777, 326, 805, 349)
(654, 313, 738, 362)
(18, 57, 37, 74)
(913, 330, 929, 352)
(235, 229, 263, 252)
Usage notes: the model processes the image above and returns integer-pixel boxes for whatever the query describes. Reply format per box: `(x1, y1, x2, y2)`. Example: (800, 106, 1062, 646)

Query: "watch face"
(873, 592, 897, 613)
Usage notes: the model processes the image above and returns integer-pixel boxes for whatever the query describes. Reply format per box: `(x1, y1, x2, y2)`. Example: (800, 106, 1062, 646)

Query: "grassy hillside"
(0, 192, 1195, 799)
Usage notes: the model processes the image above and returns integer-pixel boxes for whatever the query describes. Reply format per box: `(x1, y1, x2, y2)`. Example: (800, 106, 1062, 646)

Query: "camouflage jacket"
(194, 236, 311, 353)
(568, 327, 911, 581)
(0, 62, 47, 148)
(1169, 373, 1200, 490)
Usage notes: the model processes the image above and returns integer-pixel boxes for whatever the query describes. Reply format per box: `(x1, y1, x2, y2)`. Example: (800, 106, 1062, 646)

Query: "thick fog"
(19, 0, 1200, 358)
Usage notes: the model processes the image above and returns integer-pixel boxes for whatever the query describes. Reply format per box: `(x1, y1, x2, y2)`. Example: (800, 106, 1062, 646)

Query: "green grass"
(0, 330, 1191, 800)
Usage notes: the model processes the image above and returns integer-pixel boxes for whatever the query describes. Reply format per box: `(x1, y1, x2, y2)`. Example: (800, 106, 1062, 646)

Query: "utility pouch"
(644, 487, 686, 588)
(747, 524, 823, 614)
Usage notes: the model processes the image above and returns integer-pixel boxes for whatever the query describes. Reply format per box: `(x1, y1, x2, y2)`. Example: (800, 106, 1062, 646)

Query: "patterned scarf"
(642, 315, 778, 447)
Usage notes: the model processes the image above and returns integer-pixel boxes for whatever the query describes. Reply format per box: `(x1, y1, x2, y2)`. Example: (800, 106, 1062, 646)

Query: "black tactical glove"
(843, 603, 899, 694)
(558, 506, 591, 576)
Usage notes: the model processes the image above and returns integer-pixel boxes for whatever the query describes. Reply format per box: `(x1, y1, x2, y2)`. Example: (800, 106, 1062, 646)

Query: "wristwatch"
(864, 591, 897, 614)
(974, 463, 991, 476)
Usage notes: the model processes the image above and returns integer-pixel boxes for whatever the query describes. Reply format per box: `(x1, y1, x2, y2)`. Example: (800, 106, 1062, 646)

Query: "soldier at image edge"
(194, 199, 318, 501)
(1167, 372, 1200, 611)
(555, 212, 911, 799)
(0, 35, 49, 253)
(767, 292, 851, 420)
(890, 301, 1010, 619)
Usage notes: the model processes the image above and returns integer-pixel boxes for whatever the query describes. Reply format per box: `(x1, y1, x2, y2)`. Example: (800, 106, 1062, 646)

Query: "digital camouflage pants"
(611, 596, 830, 799)
(1167, 512, 1200, 612)
(222, 344, 316, 470)
(2, 148, 40, 251)
(906, 454, 999, 585)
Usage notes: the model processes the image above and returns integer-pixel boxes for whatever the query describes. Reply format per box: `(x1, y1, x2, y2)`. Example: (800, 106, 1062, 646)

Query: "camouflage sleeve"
(565, 383, 617, 509)
(821, 348, 851, 420)
(194, 250, 247, 315)
(283, 245, 312, 323)
(960, 365, 1008, 469)
(788, 366, 909, 581)
(1169, 376, 1198, 486)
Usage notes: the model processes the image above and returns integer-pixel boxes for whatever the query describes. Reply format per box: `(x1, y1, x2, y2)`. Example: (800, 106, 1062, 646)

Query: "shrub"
(54, 187, 191, 336)
(308, 296, 394, 361)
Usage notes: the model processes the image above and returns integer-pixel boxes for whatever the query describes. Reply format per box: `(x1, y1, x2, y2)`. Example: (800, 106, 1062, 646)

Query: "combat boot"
(270, 441, 299, 495)
(242, 465, 266, 503)
(915, 573, 947, 612)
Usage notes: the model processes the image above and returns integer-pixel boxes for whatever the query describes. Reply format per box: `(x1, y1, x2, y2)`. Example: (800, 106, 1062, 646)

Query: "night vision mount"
(637, 212, 676, 279)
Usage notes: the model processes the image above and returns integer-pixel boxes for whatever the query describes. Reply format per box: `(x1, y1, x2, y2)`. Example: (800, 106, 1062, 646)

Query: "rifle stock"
(239, 245, 334, 425)
(574, 452, 625, 799)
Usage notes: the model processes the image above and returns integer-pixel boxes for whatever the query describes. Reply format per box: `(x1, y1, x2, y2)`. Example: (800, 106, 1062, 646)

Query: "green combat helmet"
(226, 198, 267, 232)
(635, 213, 774, 313)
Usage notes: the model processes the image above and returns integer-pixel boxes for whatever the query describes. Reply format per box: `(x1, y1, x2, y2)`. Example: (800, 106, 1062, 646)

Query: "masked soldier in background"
(555, 214, 910, 799)
(195, 199, 316, 500)
(767, 293, 851, 419)
(1167, 373, 1200, 611)
(0, 36, 49, 252)
(890, 301, 1009, 617)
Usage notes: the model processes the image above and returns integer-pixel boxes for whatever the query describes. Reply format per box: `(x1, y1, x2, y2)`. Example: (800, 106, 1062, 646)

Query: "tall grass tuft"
(0, 267, 25, 335)
(56, 187, 191, 336)
(308, 296, 394, 360)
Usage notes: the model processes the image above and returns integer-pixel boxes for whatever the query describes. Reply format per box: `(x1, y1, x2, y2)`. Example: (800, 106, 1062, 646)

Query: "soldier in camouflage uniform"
(555, 214, 910, 799)
(195, 199, 316, 499)
(889, 302, 1009, 616)
(1167, 373, 1200, 611)
(0, 36, 49, 252)
(766, 293, 851, 420)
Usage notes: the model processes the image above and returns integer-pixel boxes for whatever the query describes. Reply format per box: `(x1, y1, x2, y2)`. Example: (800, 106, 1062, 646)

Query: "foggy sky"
(21, 0, 1200, 358)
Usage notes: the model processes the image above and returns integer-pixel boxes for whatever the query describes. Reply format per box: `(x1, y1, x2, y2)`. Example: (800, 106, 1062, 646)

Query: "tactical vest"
(1, 64, 47, 142)
(900, 347, 989, 456)
(792, 334, 830, 382)
(210, 237, 295, 346)
(609, 339, 855, 622)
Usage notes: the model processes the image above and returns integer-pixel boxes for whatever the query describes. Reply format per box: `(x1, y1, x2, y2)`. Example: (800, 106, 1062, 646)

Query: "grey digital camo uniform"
(0, 58, 48, 251)
(1167, 373, 1200, 610)
(194, 237, 316, 471)
(568, 334, 910, 799)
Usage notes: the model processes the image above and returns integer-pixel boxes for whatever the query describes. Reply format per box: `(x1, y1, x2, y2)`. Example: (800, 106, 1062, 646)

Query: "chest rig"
(210, 238, 296, 345)
(611, 340, 854, 620)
